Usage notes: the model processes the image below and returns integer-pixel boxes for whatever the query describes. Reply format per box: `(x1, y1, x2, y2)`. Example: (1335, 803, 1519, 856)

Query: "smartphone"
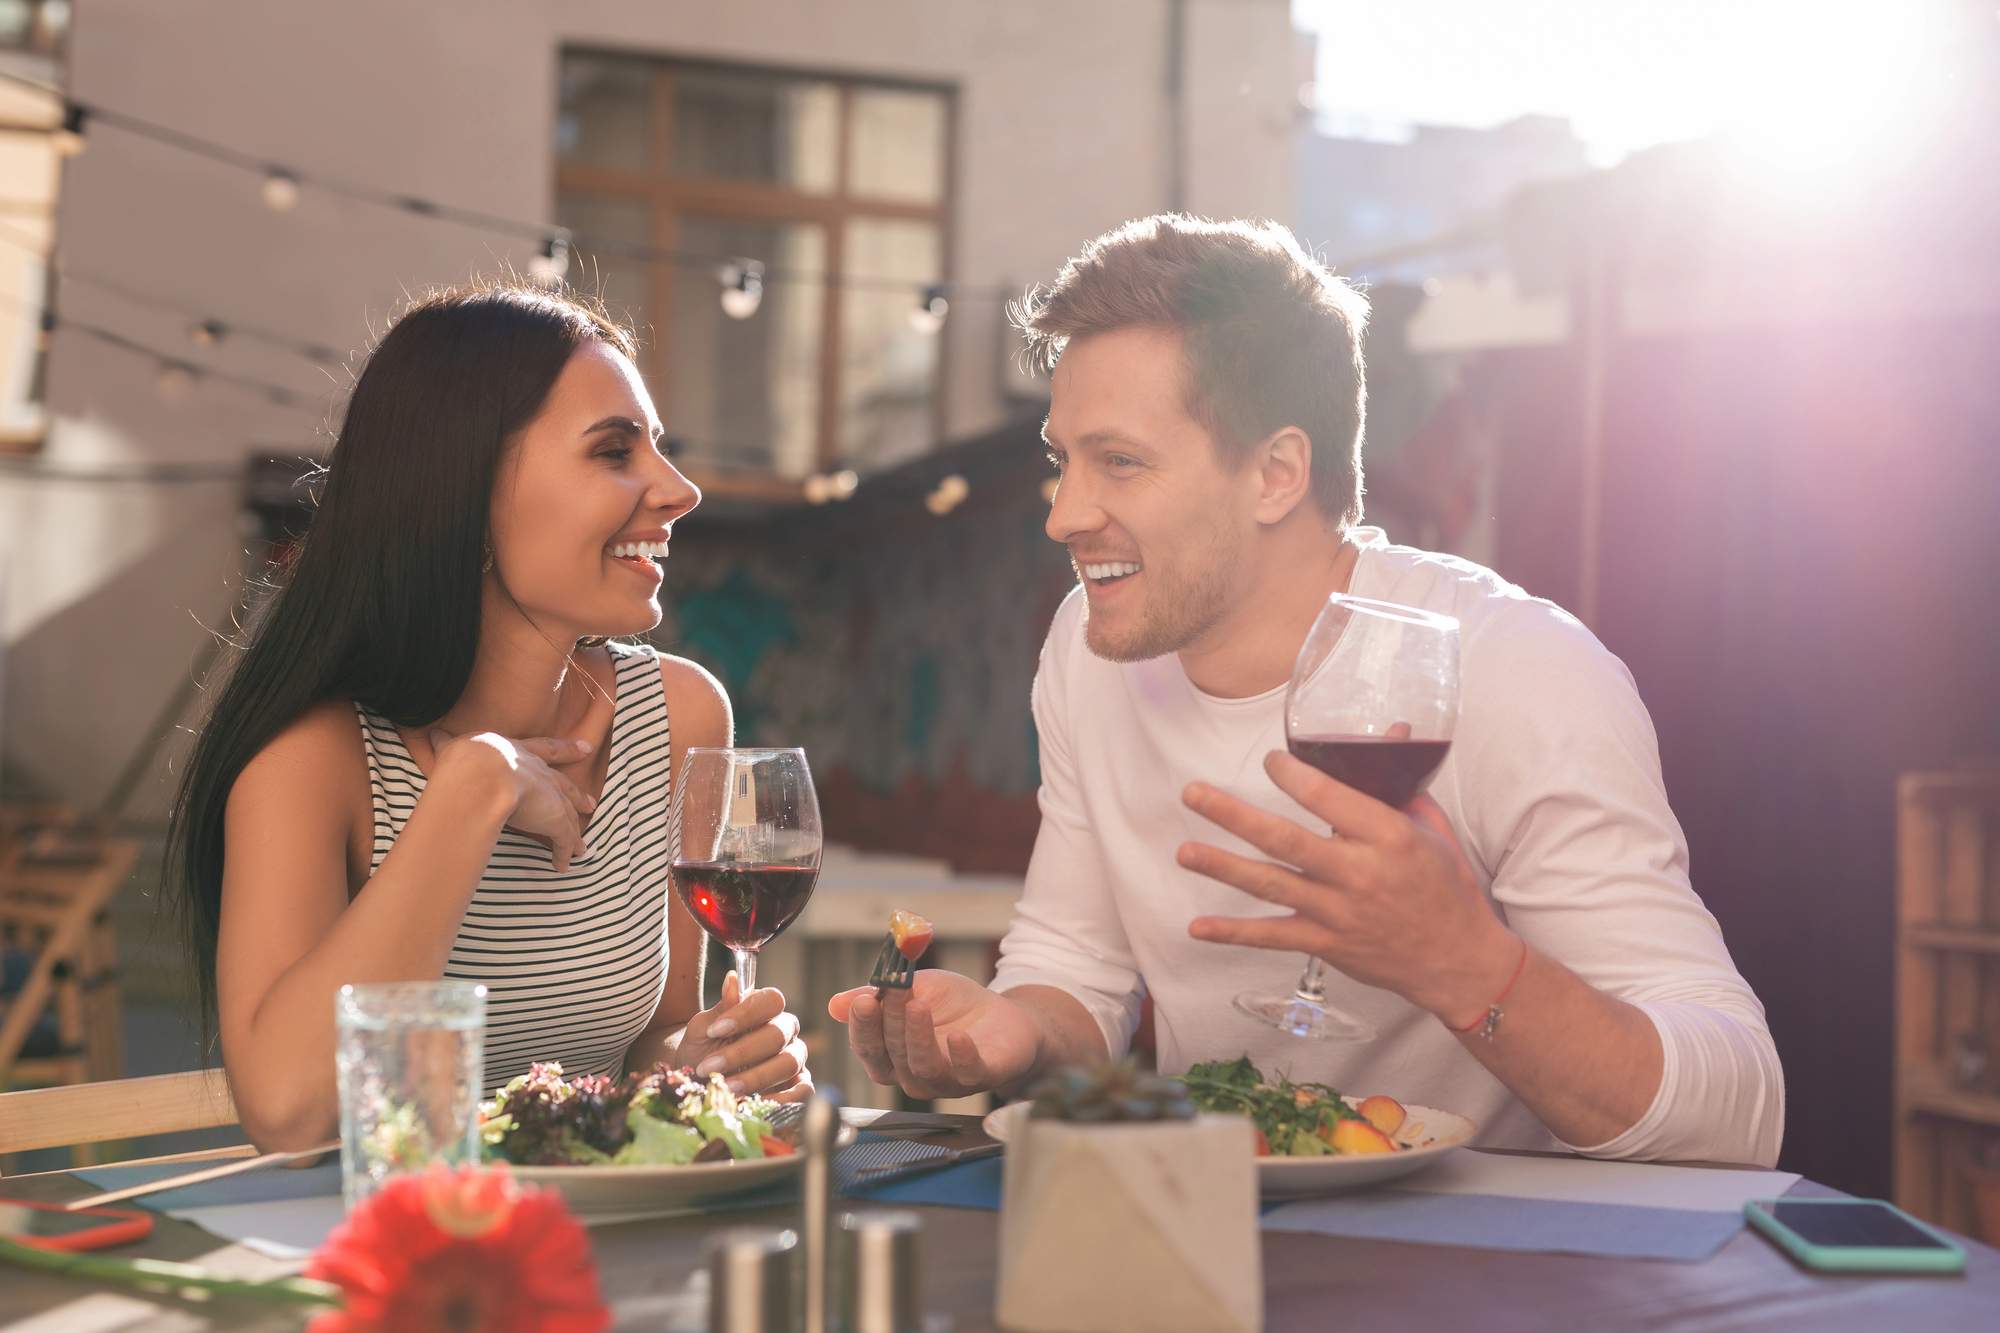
(0, 1199, 155, 1253)
(1745, 1198, 1966, 1274)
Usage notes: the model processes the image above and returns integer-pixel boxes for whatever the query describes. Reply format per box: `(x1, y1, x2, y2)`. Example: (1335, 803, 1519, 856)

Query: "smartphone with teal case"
(1745, 1198, 1966, 1274)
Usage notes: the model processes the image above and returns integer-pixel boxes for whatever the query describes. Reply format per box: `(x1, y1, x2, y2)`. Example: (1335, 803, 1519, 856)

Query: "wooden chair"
(0, 837, 139, 1107)
(0, 1069, 247, 1176)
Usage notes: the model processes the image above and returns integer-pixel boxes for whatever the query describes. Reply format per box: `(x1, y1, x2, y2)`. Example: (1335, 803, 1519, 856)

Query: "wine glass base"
(1233, 990, 1378, 1042)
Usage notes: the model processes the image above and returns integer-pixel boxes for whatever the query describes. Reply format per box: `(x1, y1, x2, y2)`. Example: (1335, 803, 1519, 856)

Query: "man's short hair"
(1017, 214, 1370, 526)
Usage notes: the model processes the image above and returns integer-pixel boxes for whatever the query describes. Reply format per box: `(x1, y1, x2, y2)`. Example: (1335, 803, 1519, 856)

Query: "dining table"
(3, 1113, 1997, 1332)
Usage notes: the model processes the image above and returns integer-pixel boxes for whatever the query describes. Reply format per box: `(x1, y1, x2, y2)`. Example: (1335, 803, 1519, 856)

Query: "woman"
(166, 281, 809, 1152)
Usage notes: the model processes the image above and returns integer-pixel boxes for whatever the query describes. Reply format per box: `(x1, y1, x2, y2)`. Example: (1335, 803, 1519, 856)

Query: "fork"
(869, 931, 915, 999)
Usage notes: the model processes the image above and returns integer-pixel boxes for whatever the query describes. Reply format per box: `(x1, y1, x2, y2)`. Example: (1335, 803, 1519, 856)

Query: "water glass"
(335, 981, 486, 1209)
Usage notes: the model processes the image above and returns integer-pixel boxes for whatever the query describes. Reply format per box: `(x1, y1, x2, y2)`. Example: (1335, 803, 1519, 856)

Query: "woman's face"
(486, 340, 699, 641)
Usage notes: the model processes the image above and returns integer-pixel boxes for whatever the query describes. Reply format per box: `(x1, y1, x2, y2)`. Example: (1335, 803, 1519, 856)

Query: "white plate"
(513, 1124, 857, 1220)
(982, 1098, 1474, 1200)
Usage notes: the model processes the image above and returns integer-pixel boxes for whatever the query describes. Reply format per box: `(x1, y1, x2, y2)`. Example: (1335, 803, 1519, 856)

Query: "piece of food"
(1028, 1059, 1198, 1123)
(1327, 1119, 1398, 1155)
(888, 909, 935, 962)
(1357, 1095, 1407, 1137)
(479, 1061, 784, 1167)
(1182, 1055, 1361, 1156)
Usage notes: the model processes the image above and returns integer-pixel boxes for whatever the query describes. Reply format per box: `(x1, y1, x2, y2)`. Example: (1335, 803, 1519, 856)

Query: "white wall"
(2, 0, 1293, 804)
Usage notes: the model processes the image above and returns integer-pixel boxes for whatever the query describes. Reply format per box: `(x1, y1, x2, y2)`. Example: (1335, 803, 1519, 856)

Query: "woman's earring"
(481, 537, 494, 573)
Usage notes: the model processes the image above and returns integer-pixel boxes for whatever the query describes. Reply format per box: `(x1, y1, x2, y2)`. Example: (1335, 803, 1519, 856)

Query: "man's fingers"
(1175, 841, 1334, 921)
(1188, 912, 1341, 957)
(1260, 751, 1409, 841)
(843, 993, 900, 1085)
(944, 1029, 990, 1088)
(1181, 779, 1348, 875)
(899, 999, 959, 1091)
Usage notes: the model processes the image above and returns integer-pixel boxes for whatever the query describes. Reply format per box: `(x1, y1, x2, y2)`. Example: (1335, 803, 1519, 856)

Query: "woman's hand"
(429, 729, 597, 872)
(674, 971, 812, 1103)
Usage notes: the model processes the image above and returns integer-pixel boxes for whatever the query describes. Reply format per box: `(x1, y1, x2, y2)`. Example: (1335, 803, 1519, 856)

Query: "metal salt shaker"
(803, 1094, 838, 1333)
(832, 1210, 924, 1333)
(706, 1227, 799, 1333)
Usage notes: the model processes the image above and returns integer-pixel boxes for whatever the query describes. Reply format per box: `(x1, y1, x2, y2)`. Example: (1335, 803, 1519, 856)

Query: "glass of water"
(335, 981, 486, 1209)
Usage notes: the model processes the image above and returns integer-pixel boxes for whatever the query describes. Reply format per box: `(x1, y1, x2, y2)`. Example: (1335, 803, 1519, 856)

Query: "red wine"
(671, 862, 818, 949)
(1288, 735, 1451, 808)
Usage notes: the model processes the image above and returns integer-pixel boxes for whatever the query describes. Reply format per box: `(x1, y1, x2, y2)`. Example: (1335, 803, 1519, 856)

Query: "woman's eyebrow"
(581, 415, 646, 438)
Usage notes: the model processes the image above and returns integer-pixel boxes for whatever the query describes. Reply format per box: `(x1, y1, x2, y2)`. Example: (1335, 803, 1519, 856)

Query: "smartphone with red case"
(0, 1198, 155, 1252)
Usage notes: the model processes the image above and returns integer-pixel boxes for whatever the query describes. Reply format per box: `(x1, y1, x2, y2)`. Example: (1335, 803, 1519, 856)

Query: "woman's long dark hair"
(165, 280, 634, 1029)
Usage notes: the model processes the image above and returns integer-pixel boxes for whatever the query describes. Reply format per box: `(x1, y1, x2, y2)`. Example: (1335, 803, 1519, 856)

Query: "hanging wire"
(0, 68, 993, 302)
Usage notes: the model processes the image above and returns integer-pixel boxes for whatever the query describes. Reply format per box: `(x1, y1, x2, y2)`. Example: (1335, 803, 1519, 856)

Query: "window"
(556, 52, 952, 488)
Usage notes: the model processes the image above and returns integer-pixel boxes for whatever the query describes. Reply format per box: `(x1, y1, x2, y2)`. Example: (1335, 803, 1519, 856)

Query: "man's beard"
(1078, 525, 1240, 663)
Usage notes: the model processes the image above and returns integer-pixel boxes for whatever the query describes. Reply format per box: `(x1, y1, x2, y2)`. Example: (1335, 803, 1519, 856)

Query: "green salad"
(1182, 1055, 1370, 1157)
(480, 1061, 793, 1167)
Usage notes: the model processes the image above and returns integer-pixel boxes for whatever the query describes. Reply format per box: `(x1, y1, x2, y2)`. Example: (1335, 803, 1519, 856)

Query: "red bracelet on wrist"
(1446, 937, 1529, 1042)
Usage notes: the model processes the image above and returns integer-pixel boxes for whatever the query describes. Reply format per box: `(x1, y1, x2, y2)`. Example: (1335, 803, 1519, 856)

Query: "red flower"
(305, 1164, 608, 1333)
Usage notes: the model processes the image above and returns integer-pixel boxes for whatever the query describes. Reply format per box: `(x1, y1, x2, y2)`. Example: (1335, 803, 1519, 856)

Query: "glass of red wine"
(670, 747, 821, 995)
(1232, 593, 1461, 1041)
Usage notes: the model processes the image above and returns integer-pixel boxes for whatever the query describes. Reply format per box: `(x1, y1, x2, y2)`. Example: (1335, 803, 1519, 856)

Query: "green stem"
(0, 1236, 343, 1308)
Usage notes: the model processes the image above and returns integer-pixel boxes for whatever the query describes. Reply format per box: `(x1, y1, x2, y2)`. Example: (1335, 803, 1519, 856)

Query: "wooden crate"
(1894, 769, 2000, 1236)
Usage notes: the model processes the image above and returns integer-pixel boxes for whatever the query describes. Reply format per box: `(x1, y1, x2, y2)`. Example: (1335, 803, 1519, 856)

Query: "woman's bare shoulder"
(230, 698, 367, 807)
(655, 654, 731, 749)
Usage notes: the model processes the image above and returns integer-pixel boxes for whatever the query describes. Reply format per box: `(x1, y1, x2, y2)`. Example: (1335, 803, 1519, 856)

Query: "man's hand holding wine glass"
(1178, 754, 1527, 1036)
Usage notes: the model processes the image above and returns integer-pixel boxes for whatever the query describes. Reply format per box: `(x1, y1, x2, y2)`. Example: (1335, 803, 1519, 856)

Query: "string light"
(261, 170, 300, 212)
(908, 284, 949, 334)
(801, 469, 861, 504)
(187, 318, 225, 347)
(717, 260, 764, 319)
(527, 233, 570, 286)
(1041, 476, 1060, 503)
(924, 473, 969, 516)
(52, 102, 86, 157)
(154, 362, 196, 402)
(0, 70, 1012, 309)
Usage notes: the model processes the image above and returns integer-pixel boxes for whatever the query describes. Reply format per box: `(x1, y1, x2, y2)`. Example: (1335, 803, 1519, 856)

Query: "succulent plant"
(1027, 1058, 1198, 1123)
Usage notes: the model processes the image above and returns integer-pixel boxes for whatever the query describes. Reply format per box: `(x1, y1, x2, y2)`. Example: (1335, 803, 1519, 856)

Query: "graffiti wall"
(652, 422, 1071, 873)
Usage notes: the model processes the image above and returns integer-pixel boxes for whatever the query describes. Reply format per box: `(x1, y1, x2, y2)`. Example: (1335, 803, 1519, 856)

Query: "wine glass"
(670, 747, 822, 994)
(1231, 594, 1461, 1040)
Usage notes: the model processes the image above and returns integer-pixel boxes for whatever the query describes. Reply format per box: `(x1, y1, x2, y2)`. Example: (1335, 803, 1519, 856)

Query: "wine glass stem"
(1295, 955, 1328, 1004)
(732, 947, 758, 995)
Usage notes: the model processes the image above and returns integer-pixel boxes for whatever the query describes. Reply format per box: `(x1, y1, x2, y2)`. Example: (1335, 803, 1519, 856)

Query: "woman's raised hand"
(429, 729, 597, 872)
(675, 971, 813, 1103)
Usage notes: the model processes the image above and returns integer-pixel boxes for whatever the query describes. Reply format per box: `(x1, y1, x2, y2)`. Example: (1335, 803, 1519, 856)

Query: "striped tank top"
(355, 641, 673, 1087)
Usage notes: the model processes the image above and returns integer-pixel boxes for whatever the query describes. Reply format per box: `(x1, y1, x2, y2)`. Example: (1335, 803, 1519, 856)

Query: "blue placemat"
(1261, 1189, 1745, 1262)
(74, 1159, 343, 1211)
(838, 1137, 1004, 1210)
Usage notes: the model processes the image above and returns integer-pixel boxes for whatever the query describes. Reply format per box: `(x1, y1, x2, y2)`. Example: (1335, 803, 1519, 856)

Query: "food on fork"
(479, 1062, 793, 1167)
(1182, 1055, 1413, 1157)
(888, 908, 934, 962)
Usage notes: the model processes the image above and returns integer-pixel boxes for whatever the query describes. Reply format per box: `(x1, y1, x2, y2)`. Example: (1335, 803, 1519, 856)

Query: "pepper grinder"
(803, 1095, 837, 1333)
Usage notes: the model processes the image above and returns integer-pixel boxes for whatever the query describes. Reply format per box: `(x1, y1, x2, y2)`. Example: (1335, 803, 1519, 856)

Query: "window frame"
(556, 49, 958, 497)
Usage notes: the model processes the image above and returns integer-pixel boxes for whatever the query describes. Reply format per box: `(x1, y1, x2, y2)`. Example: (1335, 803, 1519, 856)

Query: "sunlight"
(1293, 0, 1955, 170)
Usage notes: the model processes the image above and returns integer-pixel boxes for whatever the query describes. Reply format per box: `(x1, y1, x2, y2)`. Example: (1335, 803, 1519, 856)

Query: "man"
(830, 216, 1782, 1163)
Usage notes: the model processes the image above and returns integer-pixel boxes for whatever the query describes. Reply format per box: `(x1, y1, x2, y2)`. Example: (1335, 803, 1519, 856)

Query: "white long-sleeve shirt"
(992, 529, 1785, 1166)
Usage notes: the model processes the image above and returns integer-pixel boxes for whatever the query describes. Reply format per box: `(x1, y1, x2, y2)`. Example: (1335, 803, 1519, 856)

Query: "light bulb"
(908, 285, 949, 334)
(924, 473, 969, 516)
(528, 236, 570, 286)
(187, 319, 225, 347)
(155, 363, 196, 402)
(831, 469, 858, 499)
(262, 172, 300, 212)
(803, 474, 834, 505)
(1041, 476, 1060, 503)
(716, 261, 764, 319)
(52, 103, 86, 158)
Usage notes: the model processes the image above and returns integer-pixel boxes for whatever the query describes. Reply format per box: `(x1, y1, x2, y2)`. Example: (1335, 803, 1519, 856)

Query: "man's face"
(1043, 326, 1252, 662)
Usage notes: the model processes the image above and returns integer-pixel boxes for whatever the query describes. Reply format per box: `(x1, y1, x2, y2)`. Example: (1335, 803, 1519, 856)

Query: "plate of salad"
(983, 1055, 1474, 1199)
(480, 1062, 851, 1216)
